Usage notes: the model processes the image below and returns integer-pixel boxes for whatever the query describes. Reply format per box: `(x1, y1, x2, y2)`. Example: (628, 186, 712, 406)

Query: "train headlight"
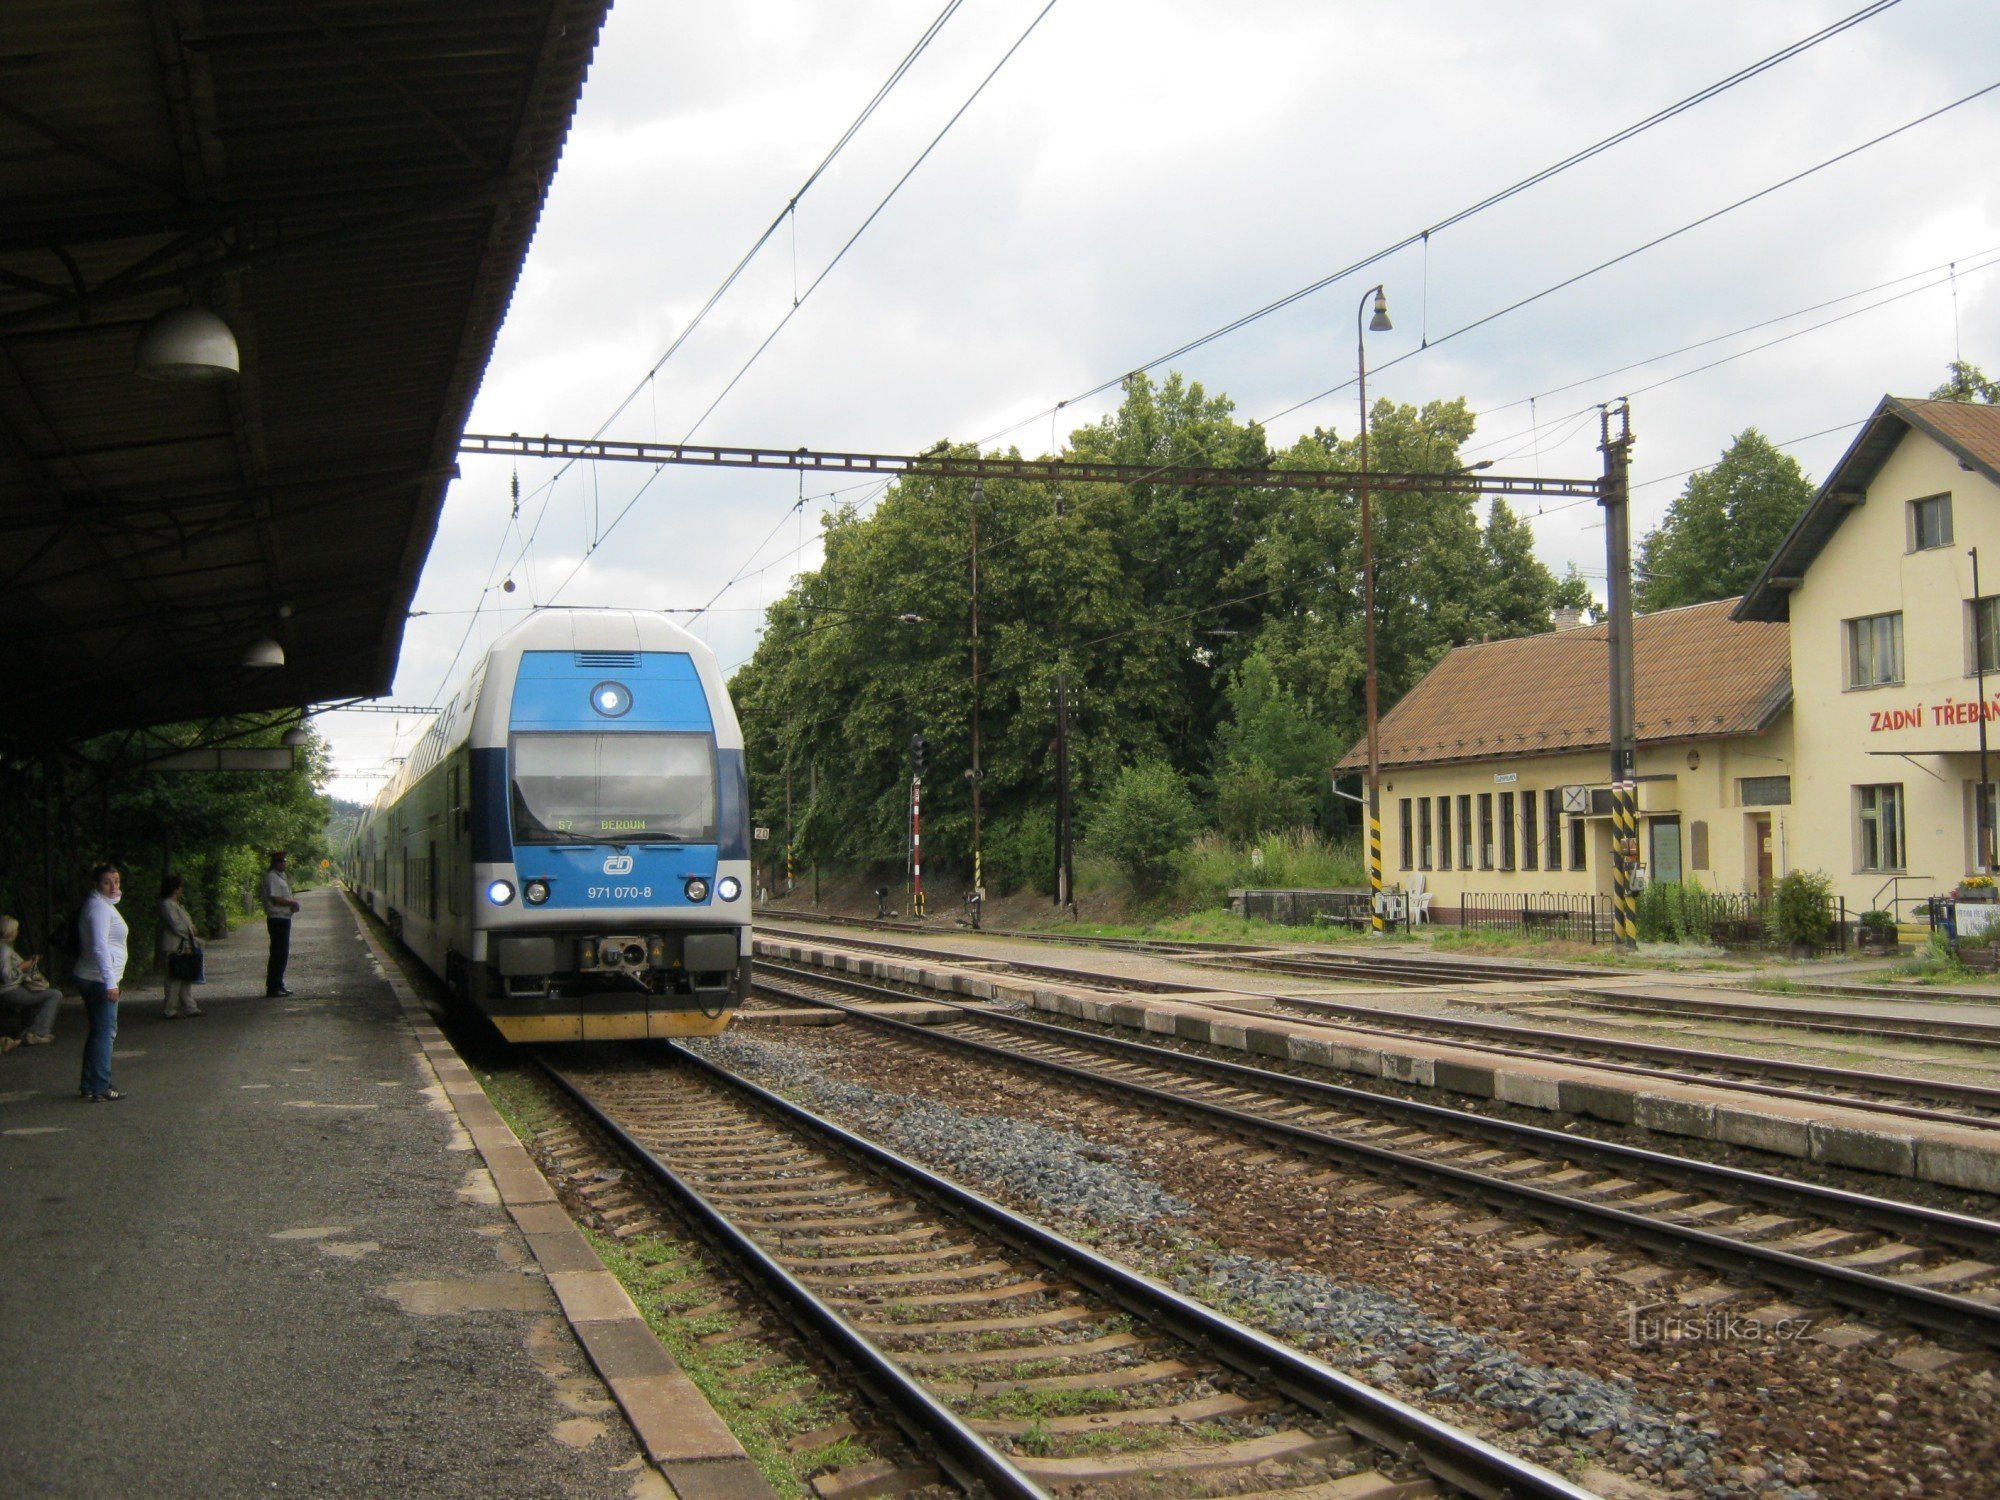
(590, 681, 632, 718)
(486, 879, 516, 906)
(683, 876, 710, 902)
(717, 876, 742, 903)
(524, 879, 551, 905)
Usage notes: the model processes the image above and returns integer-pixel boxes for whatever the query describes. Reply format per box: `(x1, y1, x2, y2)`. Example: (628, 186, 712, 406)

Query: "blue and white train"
(349, 609, 752, 1041)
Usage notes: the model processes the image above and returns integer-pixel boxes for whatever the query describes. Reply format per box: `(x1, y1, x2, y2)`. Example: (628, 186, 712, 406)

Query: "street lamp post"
(1357, 284, 1391, 935)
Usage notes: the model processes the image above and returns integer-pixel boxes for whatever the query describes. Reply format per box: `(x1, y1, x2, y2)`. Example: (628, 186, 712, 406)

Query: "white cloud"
(323, 0, 2000, 799)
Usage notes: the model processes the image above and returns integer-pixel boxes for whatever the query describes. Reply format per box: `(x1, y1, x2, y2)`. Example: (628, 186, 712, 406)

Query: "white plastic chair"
(1407, 872, 1434, 925)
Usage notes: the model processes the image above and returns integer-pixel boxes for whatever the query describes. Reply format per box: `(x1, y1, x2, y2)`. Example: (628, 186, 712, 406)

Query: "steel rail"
(1214, 993, 2000, 1130)
(640, 1043, 1597, 1500)
(537, 1055, 1048, 1500)
(1556, 991, 2000, 1047)
(752, 966, 2000, 1346)
(756, 926, 2000, 1121)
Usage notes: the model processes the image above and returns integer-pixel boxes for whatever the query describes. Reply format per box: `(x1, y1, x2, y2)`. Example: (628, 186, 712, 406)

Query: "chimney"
(1551, 607, 1585, 632)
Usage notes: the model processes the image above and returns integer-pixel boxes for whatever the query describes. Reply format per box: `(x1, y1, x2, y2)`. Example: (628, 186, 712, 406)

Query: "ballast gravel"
(690, 1029, 1746, 1493)
(691, 1032, 1195, 1226)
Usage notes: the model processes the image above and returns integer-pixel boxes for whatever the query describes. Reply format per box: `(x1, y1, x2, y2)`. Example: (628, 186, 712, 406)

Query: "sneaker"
(23, 1033, 53, 1046)
(0, 1037, 17, 1053)
(88, 1089, 126, 1103)
(266, 988, 294, 998)
(186, 1008, 205, 1017)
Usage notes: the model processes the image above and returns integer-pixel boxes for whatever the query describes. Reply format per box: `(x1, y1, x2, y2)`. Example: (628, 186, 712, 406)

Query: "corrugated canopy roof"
(0, 0, 612, 744)
(1735, 396, 2000, 622)
(1334, 598, 1792, 772)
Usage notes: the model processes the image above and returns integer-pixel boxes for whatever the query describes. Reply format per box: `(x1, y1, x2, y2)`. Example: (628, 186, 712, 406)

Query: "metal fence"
(1455, 890, 1848, 951)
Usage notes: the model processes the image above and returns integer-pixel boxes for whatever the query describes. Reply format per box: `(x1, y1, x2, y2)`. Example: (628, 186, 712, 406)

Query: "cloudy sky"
(323, 0, 1999, 797)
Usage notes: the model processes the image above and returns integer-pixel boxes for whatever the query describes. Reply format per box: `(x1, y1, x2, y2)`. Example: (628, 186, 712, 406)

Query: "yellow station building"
(1338, 396, 2000, 920)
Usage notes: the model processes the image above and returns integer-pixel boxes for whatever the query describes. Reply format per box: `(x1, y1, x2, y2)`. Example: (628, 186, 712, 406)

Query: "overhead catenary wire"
(563, 0, 1068, 619)
(968, 0, 1907, 452)
(420, 1, 970, 701)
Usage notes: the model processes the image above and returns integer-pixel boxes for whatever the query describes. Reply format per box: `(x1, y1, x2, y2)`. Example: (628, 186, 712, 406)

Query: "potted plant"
(1857, 909, 1898, 955)
(1957, 874, 1998, 902)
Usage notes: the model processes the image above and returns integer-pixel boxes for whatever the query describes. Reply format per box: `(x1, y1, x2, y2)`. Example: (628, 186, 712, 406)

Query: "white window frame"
(1844, 612, 1903, 690)
(1909, 492, 1953, 552)
(1855, 783, 1906, 872)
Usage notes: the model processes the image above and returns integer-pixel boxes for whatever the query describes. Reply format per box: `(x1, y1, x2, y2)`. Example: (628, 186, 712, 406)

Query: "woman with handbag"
(158, 874, 204, 1019)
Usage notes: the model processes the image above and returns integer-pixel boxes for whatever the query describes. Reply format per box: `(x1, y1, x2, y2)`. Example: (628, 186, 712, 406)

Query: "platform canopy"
(0, 0, 613, 745)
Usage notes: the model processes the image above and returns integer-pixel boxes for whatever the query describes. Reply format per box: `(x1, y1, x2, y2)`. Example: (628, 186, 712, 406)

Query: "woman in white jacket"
(74, 864, 129, 1101)
(157, 874, 203, 1019)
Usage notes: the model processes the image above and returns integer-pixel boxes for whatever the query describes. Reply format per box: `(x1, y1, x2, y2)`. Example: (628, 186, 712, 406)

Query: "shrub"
(1858, 909, 1897, 940)
(1771, 869, 1835, 949)
(1084, 761, 1199, 894)
(983, 807, 1057, 897)
(1634, 879, 1731, 945)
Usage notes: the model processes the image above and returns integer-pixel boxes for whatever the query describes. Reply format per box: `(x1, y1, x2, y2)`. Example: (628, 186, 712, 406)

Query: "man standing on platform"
(261, 849, 302, 998)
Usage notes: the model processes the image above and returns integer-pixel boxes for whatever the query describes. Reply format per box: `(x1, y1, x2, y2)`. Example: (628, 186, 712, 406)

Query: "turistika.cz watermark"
(1624, 1302, 1814, 1346)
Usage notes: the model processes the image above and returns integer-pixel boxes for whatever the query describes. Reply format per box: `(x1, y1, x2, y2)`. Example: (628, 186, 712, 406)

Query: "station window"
(1498, 791, 1516, 870)
(1457, 794, 1473, 869)
(1398, 798, 1413, 871)
(1567, 809, 1586, 870)
(1909, 492, 1953, 551)
(1436, 797, 1453, 871)
(1972, 781, 1998, 872)
(1544, 789, 1564, 870)
(1844, 612, 1903, 689)
(1477, 793, 1495, 870)
(1522, 791, 1539, 870)
(1417, 797, 1433, 870)
(1739, 775, 1792, 806)
(1855, 784, 1905, 871)
(1971, 596, 2000, 676)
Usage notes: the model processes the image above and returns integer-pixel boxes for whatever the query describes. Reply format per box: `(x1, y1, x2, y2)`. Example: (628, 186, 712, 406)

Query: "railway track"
(750, 961, 2000, 1356)
(1210, 992, 2000, 1133)
(540, 1043, 1590, 1500)
(758, 928, 2000, 1130)
(1548, 991, 2000, 1049)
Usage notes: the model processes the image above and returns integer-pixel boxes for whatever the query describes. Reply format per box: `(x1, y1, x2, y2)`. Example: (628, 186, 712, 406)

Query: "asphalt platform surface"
(0, 889, 652, 1498)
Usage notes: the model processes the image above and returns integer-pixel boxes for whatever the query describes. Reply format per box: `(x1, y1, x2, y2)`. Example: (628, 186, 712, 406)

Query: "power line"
(424, 1, 970, 699)
(969, 1, 1906, 451)
(560, 0, 1067, 617)
(1261, 78, 2000, 430)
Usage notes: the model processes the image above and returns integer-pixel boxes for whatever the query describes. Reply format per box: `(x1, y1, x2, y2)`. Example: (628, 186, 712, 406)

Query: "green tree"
(1552, 563, 1599, 616)
(1931, 360, 2000, 403)
(1086, 760, 1199, 893)
(1635, 429, 1813, 612)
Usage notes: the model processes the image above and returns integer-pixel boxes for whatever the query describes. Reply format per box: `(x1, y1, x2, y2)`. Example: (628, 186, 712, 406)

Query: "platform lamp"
(134, 304, 240, 381)
(1357, 284, 1391, 934)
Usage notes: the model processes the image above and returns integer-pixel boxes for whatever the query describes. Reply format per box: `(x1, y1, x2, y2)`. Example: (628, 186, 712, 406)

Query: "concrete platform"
(1, 888, 765, 1499)
(757, 936, 2000, 1196)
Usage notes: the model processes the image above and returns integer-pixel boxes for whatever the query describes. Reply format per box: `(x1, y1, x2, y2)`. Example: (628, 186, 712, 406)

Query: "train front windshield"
(510, 732, 718, 844)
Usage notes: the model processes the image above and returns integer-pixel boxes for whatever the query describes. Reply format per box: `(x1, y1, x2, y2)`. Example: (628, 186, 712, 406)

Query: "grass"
(467, 1060, 870, 1498)
(962, 1386, 1129, 1420)
(590, 1229, 870, 1496)
(1039, 910, 1373, 947)
(1170, 830, 1366, 908)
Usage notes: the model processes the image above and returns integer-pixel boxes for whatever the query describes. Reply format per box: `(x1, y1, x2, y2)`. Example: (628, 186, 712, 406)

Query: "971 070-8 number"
(586, 885, 654, 900)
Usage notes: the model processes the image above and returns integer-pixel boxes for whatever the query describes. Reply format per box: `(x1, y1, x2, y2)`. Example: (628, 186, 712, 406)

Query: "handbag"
(167, 940, 205, 984)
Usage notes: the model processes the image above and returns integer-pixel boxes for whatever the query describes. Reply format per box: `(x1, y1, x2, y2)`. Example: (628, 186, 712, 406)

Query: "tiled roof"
(1334, 598, 1791, 772)
(1737, 397, 2000, 622)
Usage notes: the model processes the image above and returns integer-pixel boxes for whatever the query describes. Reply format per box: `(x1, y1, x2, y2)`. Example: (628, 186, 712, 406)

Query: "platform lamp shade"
(135, 305, 240, 381)
(280, 727, 311, 748)
(242, 635, 285, 668)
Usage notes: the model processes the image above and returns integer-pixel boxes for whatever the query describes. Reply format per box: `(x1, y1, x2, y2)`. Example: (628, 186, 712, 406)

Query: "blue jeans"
(78, 980, 117, 1096)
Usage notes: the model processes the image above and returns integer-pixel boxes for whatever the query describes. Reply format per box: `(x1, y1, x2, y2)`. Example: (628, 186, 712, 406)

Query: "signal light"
(684, 876, 710, 903)
(524, 879, 550, 905)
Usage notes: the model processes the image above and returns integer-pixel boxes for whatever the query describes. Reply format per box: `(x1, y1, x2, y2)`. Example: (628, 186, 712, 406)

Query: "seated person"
(0, 915, 58, 1048)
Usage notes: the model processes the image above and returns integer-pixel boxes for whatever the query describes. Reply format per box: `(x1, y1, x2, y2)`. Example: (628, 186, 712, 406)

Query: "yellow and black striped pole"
(1368, 794, 1384, 934)
(1611, 779, 1639, 943)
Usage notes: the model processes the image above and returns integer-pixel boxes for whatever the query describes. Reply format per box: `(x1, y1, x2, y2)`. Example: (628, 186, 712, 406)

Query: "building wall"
(1381, 714, 1794, 907)
(1787, 433, 2000, 912)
